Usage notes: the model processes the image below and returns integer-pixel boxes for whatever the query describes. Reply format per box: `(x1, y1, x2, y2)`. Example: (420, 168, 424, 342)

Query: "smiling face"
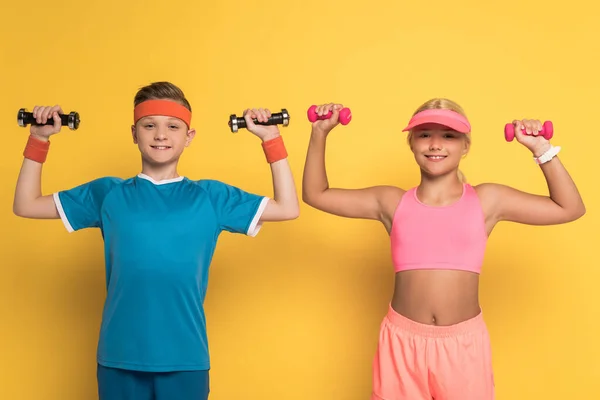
(408, 123, 470, 178)
(132, 115, 196, 166)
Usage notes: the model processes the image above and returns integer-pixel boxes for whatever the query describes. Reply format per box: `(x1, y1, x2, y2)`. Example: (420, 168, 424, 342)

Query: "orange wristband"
(262, 136, 287, 163)
(23, 135, 50, 163)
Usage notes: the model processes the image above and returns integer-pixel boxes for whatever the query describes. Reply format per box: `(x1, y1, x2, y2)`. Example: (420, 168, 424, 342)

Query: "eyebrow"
(140, 117, 183, 123)
(418, 129, 454, 133)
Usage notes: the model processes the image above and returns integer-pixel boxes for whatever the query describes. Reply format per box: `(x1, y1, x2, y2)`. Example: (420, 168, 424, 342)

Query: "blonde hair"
(406, 98, 470, 183)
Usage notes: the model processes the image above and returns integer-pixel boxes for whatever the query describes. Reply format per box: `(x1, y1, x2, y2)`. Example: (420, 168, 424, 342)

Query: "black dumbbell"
(228, 108, 290, 133)
(17, 108, 80, 130)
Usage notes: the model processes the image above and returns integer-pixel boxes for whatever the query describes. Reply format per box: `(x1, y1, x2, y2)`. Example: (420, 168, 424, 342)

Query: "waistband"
(384, 304, 486, 338)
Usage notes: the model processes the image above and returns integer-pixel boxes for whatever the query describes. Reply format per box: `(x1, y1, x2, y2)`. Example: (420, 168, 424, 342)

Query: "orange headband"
(133, 99, 192, 128)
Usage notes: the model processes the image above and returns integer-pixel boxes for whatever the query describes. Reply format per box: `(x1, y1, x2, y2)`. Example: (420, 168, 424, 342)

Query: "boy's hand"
(30, 105, 64, 141)
(243, 108, 281, 141)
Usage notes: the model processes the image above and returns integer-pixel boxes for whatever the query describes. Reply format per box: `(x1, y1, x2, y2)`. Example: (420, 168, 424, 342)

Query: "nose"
(154, 126, 167, 141)
(428, 137, 442, 150)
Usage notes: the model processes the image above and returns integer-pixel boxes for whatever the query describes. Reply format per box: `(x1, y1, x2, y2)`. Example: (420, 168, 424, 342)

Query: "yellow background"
(1, 0, 598, 399)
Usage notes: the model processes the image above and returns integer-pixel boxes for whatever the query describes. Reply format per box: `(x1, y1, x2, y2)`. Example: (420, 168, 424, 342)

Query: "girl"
(301, 98, 585, 400)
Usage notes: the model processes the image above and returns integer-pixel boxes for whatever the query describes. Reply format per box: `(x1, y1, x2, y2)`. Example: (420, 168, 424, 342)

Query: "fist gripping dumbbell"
(504, 121, 553, 142)
(17, 108, 80, 130)
(307, 105, 352, 125)
(228, 108, 290, 133)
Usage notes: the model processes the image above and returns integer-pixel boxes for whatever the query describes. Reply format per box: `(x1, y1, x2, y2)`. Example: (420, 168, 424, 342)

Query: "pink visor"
(402, 109, 471, 133)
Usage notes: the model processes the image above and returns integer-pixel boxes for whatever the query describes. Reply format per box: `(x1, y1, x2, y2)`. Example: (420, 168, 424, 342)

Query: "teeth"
(427, 156, 445, 159)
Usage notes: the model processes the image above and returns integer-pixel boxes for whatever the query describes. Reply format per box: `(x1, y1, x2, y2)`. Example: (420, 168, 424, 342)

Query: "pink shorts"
(371, 305, 495, 400)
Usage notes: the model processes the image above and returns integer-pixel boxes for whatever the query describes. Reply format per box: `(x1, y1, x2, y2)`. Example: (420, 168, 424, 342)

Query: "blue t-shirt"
(52, 173, 269, 372)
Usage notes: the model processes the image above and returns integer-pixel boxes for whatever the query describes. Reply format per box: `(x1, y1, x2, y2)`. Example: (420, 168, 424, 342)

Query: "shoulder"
(62, 176, 126, 196)
(77, 176, 125, 186)
(377, 185, 408, 221)
(473, 182, 499, 200)
(188, 178, 259, 201)
(191, 178, 226, 190)
(474, 181, 548, 208)
(93, 176, 127, 192)
(90, 176, 128, 202)
(97, 176, 127, 186)
(473, 182, 517, 201)
(55, 176, 127, 214)
(379, 185, 406, 204)
(365, 184, 406, 208)
(189, 178, 234, 195)
(472, 182, 519, 220)
(472, 182, 496, 194)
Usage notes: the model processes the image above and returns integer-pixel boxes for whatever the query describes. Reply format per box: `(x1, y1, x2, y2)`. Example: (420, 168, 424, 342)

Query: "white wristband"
(534, 145, 561, 165)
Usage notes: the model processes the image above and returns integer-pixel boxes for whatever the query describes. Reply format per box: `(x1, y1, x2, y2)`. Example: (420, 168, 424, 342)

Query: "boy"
(13, 81, 299, 400)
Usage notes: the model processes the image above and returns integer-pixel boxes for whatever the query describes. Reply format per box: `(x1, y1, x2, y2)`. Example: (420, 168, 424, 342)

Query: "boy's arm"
(243, 108, 299, 222)
(14, 156, 59, 219)
(13, 104, 118, 232)
(13, 106, 62, 219)
(201, 108, 298, 237)
(258, 140, 299, 222)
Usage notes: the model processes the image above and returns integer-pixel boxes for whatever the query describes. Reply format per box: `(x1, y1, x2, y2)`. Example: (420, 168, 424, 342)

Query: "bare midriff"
(391, 269, 481, 326)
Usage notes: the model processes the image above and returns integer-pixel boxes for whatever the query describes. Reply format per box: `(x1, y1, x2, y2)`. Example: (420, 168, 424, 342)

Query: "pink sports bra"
(390, 183, 488, 274)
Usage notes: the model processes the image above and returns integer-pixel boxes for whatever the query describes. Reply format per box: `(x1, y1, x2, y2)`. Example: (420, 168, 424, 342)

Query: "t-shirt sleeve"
(53, 177, 122, 233)
(201, 179, 269, 237)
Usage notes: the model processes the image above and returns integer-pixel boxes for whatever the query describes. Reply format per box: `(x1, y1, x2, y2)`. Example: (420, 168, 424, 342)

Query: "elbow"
(286, 202, 300, 220)
(13, 202, 27, 218)
(572, 204, 586, 221)
(289, 208, 300, 220)
(276, 207, 299, 222)
(301, 188, 319, 207)
(563, 203, 586, 223)
(276, 202, 300, 221)
(301, 191, 312, 206)
(572, 197, 587, 220)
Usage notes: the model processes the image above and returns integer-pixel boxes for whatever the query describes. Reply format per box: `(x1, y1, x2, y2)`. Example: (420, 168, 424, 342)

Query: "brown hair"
(133, 81, 192, 111)
(406, 98, 470, 183)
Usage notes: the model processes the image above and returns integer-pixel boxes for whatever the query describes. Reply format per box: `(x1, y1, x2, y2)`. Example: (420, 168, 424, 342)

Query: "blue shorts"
(97, 364, 209, 400)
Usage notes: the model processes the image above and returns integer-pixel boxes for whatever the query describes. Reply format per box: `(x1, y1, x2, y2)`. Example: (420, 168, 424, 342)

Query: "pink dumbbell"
(307, 105, 352, 125)
(504, 121, 553, 142)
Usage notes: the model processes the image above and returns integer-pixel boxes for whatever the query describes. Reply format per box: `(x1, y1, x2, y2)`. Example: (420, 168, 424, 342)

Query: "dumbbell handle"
(504, 121, 553, 142)
(228, 108, 290, 133)
(17, 108, 80, 130)
(20, 110, 67, 126)
(230, 113, 286, 129)
(307, 105, 352, 125)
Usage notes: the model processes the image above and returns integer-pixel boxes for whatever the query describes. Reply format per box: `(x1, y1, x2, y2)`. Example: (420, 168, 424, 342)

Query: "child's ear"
(185, 128, 197, 147)
(131, 125, 138, 144)
(462, 137, 470, 155)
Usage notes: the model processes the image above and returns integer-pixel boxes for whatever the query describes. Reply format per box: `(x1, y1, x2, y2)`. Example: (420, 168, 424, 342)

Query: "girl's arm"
(478, 119, 585, 226)
(302, 103, 403, 225)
